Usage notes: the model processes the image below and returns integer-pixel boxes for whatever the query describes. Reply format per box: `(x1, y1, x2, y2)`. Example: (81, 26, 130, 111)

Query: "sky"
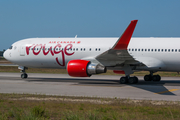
(0, 0, 180, 50)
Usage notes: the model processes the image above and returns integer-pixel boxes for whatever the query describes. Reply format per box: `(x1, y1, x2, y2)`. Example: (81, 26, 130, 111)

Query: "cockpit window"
(9, 46, 13, 49)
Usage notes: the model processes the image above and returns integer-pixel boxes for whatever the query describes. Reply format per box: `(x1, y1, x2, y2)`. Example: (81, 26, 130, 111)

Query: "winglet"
(112, 20, 138, 50)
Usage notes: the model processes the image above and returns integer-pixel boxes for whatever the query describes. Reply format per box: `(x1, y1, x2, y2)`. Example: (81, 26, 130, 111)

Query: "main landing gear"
(18, 66, 28, 79)
(144, 71, 161, 81)
(120, 76, 138, 84)
(119, 71, 161, 84)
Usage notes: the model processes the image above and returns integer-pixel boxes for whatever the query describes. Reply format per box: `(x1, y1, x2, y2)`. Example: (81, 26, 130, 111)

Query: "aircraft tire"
(152, 75, 161, 81)
(144, 75, 151, 81)
(21, 73, 28, 79)
(134, 76, 139, 83)
(120, 77, 128, 84)
(128, 77, 138, 84)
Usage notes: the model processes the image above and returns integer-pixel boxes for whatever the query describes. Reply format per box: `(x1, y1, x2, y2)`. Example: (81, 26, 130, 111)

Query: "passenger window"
(142, 49, 143, 51)
(151, 49, 153, 51)
(135, 49, 137, 51)
(138, 49, 140, 51)
(161, 49, 163, 52)
(172, 49, 174, 52)
(148, 49, 150, 51)
(76, 48, 78, 51)
(84, 48, 85, 51)
(165, 49, 167, 52)
(145, 49, 147, 51)
(168, 49, 170, 52)
(155, 49, 157, 52)
(158, 49, 160, 52)
(175, 49, 177, 52)
(132, 49, 134, 51)
(95, 48, 97, 51)
(90, 48, 91, 51)
(81, 48, 82, 51)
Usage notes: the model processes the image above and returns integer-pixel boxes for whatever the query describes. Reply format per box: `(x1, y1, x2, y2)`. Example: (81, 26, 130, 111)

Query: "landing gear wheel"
(120, 77, 128, 84)
(128, 77, 135, 84)
(144, 75, 152, 81)
(19, 66, 28, 79)
(128, 77, 139, 84)
(144, 73, 161, 82)
(134, 76, 139, 84)
(152, 75, 161, 81)
(156, 75, 161, 81)
(21, 73, 28, 79)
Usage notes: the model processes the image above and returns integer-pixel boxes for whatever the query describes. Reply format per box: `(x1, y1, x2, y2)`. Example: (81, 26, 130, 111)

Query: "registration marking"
(155, 89, 179, 94)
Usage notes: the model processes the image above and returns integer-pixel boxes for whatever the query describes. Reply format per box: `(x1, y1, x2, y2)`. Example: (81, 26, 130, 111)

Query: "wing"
(96, 20, 140, 75)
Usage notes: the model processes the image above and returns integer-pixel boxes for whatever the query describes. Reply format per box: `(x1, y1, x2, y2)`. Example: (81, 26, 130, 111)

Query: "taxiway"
(0, 72, 180, 101)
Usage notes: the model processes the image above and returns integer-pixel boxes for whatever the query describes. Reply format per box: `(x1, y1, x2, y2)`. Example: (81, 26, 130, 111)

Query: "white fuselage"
(3, 37, 180, 72)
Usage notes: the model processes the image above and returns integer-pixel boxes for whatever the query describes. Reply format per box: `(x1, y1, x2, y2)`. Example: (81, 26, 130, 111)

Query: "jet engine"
(67, 60, 107, 77)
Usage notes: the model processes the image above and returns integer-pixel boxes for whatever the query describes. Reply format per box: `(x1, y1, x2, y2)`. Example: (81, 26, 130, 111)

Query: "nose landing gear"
(18, 66, 28, 79)
(21, 73, 28, 79)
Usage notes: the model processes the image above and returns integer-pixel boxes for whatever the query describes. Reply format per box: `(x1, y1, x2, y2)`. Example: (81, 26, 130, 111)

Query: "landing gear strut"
(18, 66, 28, 79)
(120, 75, 138, 84)
(144, 71, 161, 81)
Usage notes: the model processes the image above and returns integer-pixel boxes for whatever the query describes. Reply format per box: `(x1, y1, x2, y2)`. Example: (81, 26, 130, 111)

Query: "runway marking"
(155, 89, 180, 94)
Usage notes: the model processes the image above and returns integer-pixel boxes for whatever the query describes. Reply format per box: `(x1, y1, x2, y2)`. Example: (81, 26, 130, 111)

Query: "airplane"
(3, 20, 180, 84)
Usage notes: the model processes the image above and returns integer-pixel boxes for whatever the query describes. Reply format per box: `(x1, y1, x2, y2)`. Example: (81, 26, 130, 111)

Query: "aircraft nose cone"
(3, 50, 9, 60)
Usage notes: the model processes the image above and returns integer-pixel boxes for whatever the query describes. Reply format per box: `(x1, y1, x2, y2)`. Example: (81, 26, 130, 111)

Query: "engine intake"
(67, 60, 106, 77)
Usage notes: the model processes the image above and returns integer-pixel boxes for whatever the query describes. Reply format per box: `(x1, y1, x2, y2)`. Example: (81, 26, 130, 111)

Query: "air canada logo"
(26, 44, 74, 66)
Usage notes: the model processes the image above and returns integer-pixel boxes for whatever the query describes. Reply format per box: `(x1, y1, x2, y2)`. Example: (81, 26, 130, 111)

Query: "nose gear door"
(20, 46, 25, 56)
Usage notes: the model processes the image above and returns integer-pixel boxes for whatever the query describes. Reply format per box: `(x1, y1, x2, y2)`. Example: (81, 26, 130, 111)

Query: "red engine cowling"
(67, 60, 90, 77)
(67, 60, 106, 77)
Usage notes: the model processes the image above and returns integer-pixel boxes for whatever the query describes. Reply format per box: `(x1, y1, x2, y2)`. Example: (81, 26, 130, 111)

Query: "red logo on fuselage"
(26, 44, 74, 66)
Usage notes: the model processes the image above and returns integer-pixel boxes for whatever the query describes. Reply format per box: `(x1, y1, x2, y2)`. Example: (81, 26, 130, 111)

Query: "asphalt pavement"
(0, 72, 180, 101)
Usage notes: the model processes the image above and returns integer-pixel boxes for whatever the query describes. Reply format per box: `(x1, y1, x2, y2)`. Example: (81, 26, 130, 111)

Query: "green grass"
(0, 93, 180, 119)
(0, 66, 68, 74)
